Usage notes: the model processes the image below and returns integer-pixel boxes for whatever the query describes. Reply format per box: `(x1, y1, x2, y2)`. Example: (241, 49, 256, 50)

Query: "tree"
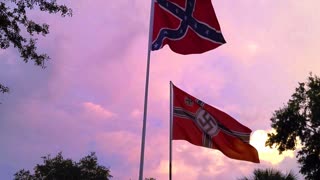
(265, 73, 320, 180)
(0, 0, 72, 93)
(238, 168, 297, 180)
(0, 84, 9, 93)
(14, 152, 112, 180)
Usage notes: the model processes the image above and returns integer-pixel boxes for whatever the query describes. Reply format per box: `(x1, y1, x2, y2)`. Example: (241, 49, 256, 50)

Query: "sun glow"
(251, 130, 295, 164)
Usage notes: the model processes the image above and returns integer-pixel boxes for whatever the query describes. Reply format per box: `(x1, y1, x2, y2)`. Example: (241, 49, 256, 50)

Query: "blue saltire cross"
(152, 0, 225, 50)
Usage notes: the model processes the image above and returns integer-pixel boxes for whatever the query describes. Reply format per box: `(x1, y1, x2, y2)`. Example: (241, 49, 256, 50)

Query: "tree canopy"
(0, 0, 72, 93)
(0, 84, 9, 93)
(265, 73, 320, 180)
(238, 168, 297, 180)
(14, 152, 112, 180)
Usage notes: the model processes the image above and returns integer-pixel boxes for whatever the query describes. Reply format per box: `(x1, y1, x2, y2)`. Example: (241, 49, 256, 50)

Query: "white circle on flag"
(196, 109, 219, 137)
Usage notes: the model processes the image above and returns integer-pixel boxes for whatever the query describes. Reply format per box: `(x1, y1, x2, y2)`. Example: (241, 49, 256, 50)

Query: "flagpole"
(169, 81, 173, 180)
(138, 0, 155, 180)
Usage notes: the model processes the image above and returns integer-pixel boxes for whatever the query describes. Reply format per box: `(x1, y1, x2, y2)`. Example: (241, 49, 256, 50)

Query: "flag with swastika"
(172, 83, 260, 163)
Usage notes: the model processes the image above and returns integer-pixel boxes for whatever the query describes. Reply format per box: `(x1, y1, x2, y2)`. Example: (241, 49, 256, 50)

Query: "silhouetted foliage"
(0, 84, 9, 93)
(265, 73, 320, 180)
(238, 168, 297, 180)
(0, 84, 9, 103)
(14, 152, 112, 180)
(0, 0, 72, 93)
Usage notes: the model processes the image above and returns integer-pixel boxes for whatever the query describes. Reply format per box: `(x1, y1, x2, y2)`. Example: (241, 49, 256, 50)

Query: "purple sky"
(1, 0, 320, 179)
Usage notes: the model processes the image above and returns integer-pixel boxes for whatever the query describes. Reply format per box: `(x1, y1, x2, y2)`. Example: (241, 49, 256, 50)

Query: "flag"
(152, 0, 226, 54)
(172, 84, 260, 163)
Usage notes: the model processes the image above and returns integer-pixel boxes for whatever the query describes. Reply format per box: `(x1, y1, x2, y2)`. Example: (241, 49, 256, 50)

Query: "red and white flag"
(152, 0, 226, 54)
(172, 84, 260, 163)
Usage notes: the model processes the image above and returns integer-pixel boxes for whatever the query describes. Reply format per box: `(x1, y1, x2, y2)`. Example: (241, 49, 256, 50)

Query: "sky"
(1, 0, 320, 179)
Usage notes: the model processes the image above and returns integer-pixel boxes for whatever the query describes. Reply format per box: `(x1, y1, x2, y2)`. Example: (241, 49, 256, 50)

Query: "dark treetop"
(0, 0, 72, 93)
(14, 152, 112, 180)
(266, 73, 320, 180)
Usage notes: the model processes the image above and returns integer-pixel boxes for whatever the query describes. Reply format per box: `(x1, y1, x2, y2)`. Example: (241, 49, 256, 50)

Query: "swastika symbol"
(196, 109, 219, 137)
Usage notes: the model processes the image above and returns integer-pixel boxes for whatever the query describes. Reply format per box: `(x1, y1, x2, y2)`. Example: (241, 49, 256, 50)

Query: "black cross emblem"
(184, 97, 193, 106)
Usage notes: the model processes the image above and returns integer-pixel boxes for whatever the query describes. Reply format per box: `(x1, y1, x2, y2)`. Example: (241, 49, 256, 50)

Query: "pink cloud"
(83, 102, 117, 119)
(2, 0, 319, 179)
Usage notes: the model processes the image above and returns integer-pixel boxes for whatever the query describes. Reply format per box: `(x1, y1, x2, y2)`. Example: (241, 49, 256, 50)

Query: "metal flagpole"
(169, 81, 173, 180)
(138, 0, 155, 180)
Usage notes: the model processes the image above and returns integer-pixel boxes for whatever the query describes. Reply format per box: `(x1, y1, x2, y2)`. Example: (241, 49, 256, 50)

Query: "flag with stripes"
(152, 0, 226, 54)
(172, 84, 260, 163)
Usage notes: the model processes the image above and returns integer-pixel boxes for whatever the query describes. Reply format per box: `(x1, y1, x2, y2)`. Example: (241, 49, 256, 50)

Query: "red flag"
(152, 0, 226, 54)
(172, 84, 260, 163)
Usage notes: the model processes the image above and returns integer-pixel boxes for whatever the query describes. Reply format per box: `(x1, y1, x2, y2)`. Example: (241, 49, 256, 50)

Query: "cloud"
(130, 109, 142, 119)
(154, 159, 199, 180)
(83, 102, 117, 119)
(93, 131, 142, 180)
(2, 0, 320, 179)
(251, 130, 296, 165)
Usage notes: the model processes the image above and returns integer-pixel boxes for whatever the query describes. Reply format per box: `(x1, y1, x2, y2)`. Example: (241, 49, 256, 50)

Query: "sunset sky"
(1, 0, 320, 179)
